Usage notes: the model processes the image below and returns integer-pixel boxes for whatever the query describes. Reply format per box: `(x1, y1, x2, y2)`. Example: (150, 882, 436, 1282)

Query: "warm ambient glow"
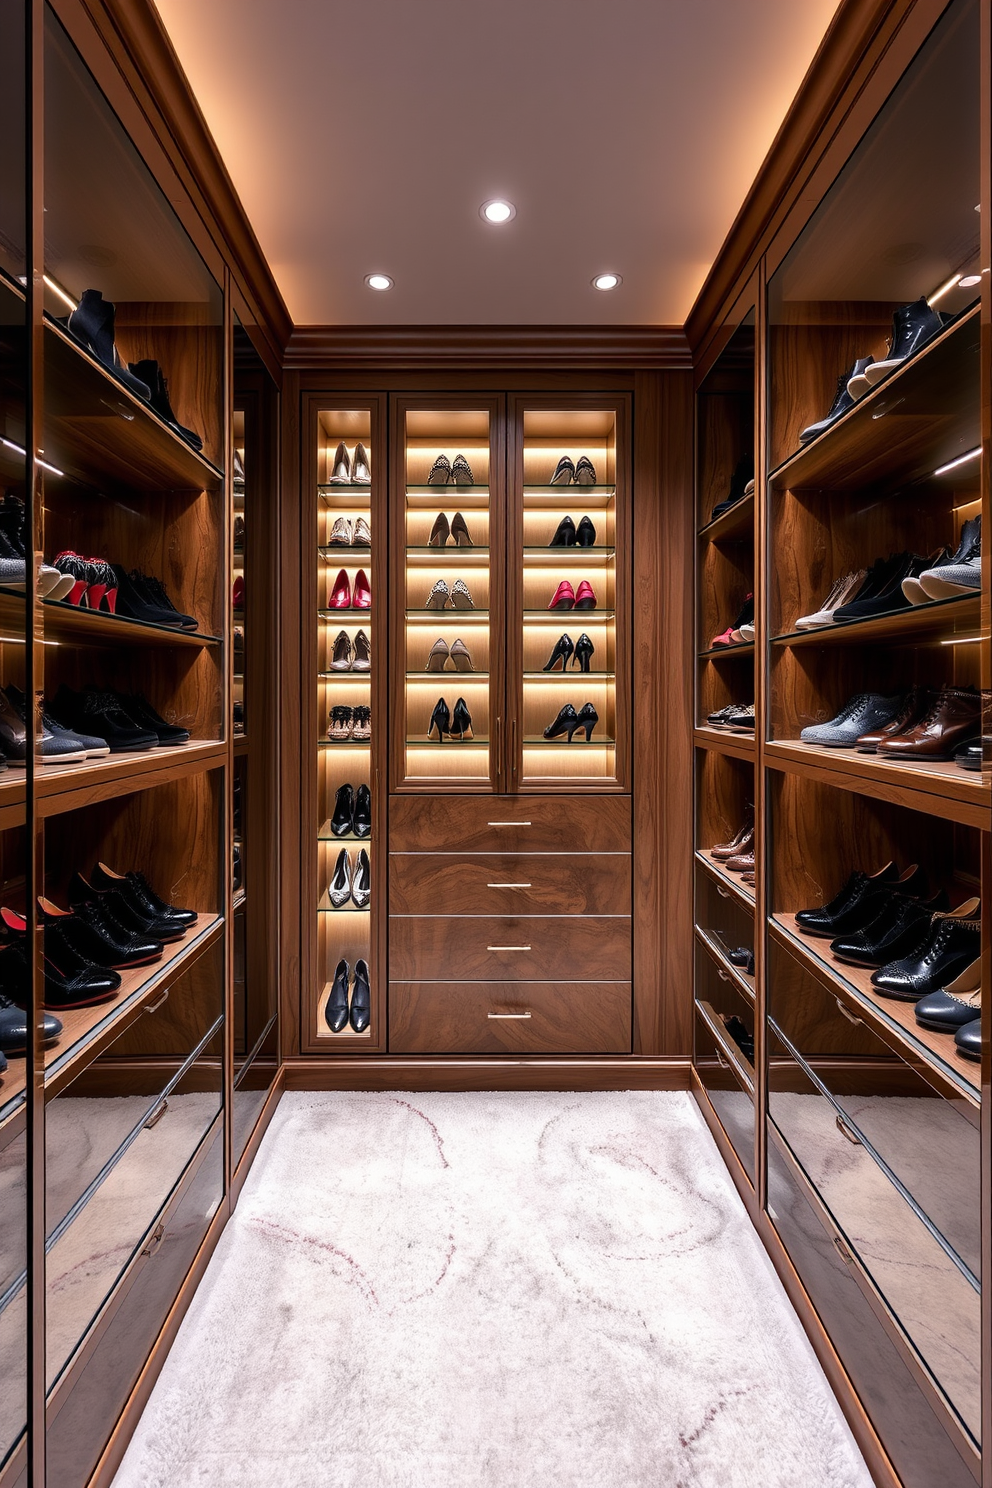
(959, 274, 982, 287)
(927, 272, 961, 305)
(43, 274, 77, 311)
(481, 199, 515, 224)
(592, 273, 622, 291)
(933, 447, 981, 476)
(365, 274, 393, 291)
(1, 438, 63, 477)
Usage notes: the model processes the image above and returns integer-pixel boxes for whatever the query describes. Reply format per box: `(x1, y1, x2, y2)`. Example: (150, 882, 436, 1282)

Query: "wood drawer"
(388, 793, 631, 853)
(388, 981, 632, 1053)
(388, 914, 630, 982)
(389, 852, 630, 916)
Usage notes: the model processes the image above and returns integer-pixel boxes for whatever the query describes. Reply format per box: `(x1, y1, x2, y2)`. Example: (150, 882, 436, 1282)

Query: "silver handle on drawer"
(488, 1012, 532, 1020)
(487, 821, 531, 827)
(715, 884, 731, 900)
(835, 1114, 861, 1147)
(144, 990, 170, 1016)
(487, 882, 532, 889)
(487, 945, 531, 952)
(834, 997, 863, 1027)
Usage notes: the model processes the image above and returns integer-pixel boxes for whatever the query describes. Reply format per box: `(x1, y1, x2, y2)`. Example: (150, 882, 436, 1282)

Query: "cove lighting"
(1, 438, 63, 477)
(927, 273, 961, 306)
(592, 273, 622, 291)
(43, 274, 77, 311)
(365, 274, 393, 291)
(933, 447, 981, 477)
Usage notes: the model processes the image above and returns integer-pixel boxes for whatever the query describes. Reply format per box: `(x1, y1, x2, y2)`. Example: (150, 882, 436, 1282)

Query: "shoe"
(725, 705, 755, 732)
(574, 580, 597, 611)
(857, 298, 948, 389)
(426, 638, 450, 671)
(325, 959, 350, 1031)
(331, 630, 354, 671)
(428, 698, 451, 740)
(876, 686, 980, 762)
(353, 783, 372, 838)
(352, 706, 372, 741)
(331, 783, 355, 836)
(451, 512, 472, 547)
(711, 594, 752, 648)
(843, 359, 877, 401)
(329, 705, 353, 741)
(450, 698, 473, 740)
(710, 454, 755, 520)
(548, 580, 575, 611)
(37, 899, 133, 977)
(328, 569, 351, 609)
(0, 686, 28, 761)
(904, 517, 980, 602)
(722, 1015, 755, 1063)
(350, 959, 371, 1032)
(449, 638, 474, 671)
(549, 516, 577, 547)
(50, 686, 158, 752)
(712, 807, 754, 860)
(799, 357, 873, 442)
(450, 579, 474, 610)
(706, 704, 739, 728)
(233, 700, 245, 734)
(429, 513, 450, 547)
(794, 861, 909, 937)
(574, 456, 596, 487)
(871, 911, 982, 1000)
(233, 450, 246, 494)
(794, 570, 868, 630)
(955, 738, 984, 772)
(328, 516, 353, 546)
(544, 703, 580, 741)
(352, 570, 372, 609)
(4, 907, 122, 1003)
(60, 892, 163, 965)
(0, 985, 61, 1053)
(800, 691, 906, 748)
(543, 634, 574, 671)
(3, 686, 89, 764)
(954, 1018, 981, 1061)
(329, 442, 351, 484)
(575, 515, 597, 547)
(450, 454, 474, 486)
(114, 692, 189, 747)
(90, 863, 197, 930)
(834, 552, 930, 622)
(233, 516, 246, 556)
(725, 848, 755, 873)
(329, 848, 352, 908)
(855, 685, 936, 752)
(575, 702, 598, 740)
(550, 456, 575, 486)
(427, 455, 451, 486)
(573, 634, 595, 672)
(353, 516, 372, 547)
(729, 596, 755, 641)
(117, 568, 197, 629)
(829, 889, 949, 967)
(67, 289, 152, 400)
(233, 627, 245, 668)
(426, 579, 451, 610)
(914, 958, 982, 1031)
(70, 869, 183, 944)
(352, 850, 371, 909)
(352, 443, 372, 484)
(353, 629, 371, 672)
(128, 359, 203, 449)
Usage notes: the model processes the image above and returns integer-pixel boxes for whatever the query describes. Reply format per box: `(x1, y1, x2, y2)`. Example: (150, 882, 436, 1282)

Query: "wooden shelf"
(0, 914, 222, 1131)
(695, 997, 755, 1092)
(695, 849, 755, 910)
(693, 726, 755, 760)
(318, 608, 373, 620)
(765, 739, 988, 829)
(523, 670, 613, 680)
(316, 891, 370, 914)
(317, 820, 372, 843)
(772, 593, 982, 649)
(317, 545, 373, 557)
(0, 740, 225, 820)
(315, 981, 373, 1040)
(697, 491, 754, 543)
(770, 914, 980, 1106)
(43, 317, 222, 496)
(0, 591, 219, 650)
(524, 609, 615, 623)
(769, 306, 980, 495)
(695, 925, 756, 1006)
(698, 641, 754, 660)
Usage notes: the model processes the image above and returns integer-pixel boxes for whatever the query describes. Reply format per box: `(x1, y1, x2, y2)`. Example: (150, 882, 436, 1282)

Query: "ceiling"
(153, 0, 841, 327)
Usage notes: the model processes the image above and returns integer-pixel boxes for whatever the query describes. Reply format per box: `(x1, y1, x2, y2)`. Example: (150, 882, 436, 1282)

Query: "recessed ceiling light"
(481, 199, 515, 224)
(365, 273, 393, 291)
(592, 273, 622, 291)
(959, 274, 982, 287)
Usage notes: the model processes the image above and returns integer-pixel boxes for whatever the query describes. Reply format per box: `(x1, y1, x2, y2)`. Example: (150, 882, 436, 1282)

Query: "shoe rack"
(691, 3, 990, 1483)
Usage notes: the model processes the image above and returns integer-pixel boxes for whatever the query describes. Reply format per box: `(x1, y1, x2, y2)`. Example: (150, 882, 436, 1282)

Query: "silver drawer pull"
(488, 821, 531, 827)
(834, 998, 863, 1027)
(488, 1012, 532, 1020)
(487, 944, 531, 952)
(487, 882, 532, 889)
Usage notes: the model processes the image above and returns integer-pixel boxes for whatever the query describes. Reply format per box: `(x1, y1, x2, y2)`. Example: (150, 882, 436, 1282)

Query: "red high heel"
(574, 580, 597, 610)
(328, 568, 352, 609)
(83, 558, 117, 612)
(548, 580, 575, 610)
(353, 569, 372, 609)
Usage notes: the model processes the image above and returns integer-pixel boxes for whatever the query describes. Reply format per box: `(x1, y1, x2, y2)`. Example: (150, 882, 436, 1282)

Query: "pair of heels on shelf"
(549, 515, 596, 546)
(548, 580, 596, 611)
(328, 848, 371, 909)
(328, 516, 371, 547)
(330, 629, 371, 671)
(326, 958, 371, 1033)
(549, 455, 596, 486)
(712, 808, 755, 876)
(427, 637, 474, 672)
(328, 569, 371, 610)
(428, 454, 474, 486)
(330, 783, 371, 837)
(329, 442, 372, 485)
(328, 706, 371, 741)
(429, 512, 472, 547)
(543, 633, 594, 672)
(543, 703, 599, 742)
(426, 578, 474, 610)
(428, 698, 473, 740)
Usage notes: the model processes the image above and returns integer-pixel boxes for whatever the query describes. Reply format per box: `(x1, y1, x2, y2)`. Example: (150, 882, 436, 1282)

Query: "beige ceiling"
(154, 0, 840, 326)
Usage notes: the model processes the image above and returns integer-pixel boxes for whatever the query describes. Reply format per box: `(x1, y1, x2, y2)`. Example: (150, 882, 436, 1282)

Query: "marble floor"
(110, 1091, 874, 1488)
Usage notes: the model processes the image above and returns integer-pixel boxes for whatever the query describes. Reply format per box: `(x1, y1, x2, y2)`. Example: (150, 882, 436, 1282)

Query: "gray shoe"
(801, 692, 906, 747)
(905, 517, 980, 602)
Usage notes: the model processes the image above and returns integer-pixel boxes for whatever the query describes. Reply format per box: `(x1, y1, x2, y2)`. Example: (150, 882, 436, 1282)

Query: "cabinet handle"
(834, 998, 863, 1027)
(715, 885, 731, 900)
(144, 1098, 169, 1130)
(487, 882, 532, 889)
(835, 1114, 861, 1147)
(488, 821, 531, 827)
(141, 1222, 165, 1257)
(487, 944, 531, 952)
(144, 990, 170, 1016)
(488, 1011, 532, 1020)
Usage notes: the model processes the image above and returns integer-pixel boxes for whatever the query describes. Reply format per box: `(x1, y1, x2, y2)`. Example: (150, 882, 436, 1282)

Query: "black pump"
(543, 634, 574, 671)
(428, 698, 451, 741)
(572, 634, 595, 672)
(549, 515, 577, 547)
(350, 959, 371, 1032)
(451, 697, 473, 740)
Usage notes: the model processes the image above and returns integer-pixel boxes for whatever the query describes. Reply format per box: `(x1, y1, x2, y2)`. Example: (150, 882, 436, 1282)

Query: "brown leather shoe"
(856, 685, 936, 752)
(726, 848, 755, 873)
(712, 808, 754, 860)
(877, 686, 981, 761)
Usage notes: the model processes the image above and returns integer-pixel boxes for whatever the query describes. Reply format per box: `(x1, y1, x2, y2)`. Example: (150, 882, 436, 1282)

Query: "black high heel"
(576, 515, 597, 547)
(428, 698, 450, 740)
(543, 703, 579, 741)
(326, 959, 350, 1032)
(571, 634, 595, 672)
(451, 697, 473, 739)
(576, 702, 599, 740)
(351, 959, 371, 1032)
(549, 515, 576, 546)
(543, 634, 574, 671)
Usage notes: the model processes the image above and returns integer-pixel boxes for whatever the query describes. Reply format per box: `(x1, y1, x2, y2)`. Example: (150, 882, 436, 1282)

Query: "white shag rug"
(110, 1092, 874, 1488)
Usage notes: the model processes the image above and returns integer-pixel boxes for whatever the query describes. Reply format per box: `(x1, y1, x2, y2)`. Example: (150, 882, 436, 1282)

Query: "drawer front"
(389, 852, 631, 916)
(388, 914, 630, 982)
(389, 793, 631, 853)
(389, 981, 631, 1053)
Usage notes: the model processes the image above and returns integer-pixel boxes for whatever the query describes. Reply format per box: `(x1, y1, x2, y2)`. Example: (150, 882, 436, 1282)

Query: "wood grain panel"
(388, 914, 630, 983)
(388, 981, 631, 1054)
(388, 791, 631, 853)
(389, 852, 631, 916)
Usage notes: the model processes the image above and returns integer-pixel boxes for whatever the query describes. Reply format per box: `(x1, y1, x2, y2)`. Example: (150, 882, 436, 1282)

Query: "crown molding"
(284, 324, 691, 371)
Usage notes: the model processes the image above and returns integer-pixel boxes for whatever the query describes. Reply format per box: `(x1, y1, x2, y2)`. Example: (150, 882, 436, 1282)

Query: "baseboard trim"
(230, 1068, 285, 1205)
(283, 1055, 691, 1092)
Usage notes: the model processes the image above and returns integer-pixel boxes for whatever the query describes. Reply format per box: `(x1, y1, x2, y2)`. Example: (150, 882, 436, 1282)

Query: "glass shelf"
(523, 545, 615, 556)
(317, 739, 373, 749)
(406, 484, 488, 494)
(318, 544, 372, 557)
(317, 671, 372, 680)
(317, 821, 372, 842)
(406, 607, 489, 616)
(407, 544, 490, 553)
(406, 738, 489, 748)
(523, 670, 614, 679)
(525, 736, 616, 746)
(317, 899, 371, 915)
(406, 671, 489, 679)
(524, 609, 615, 621)
(524, 484, 615, 493)
(318, 608, 373, 619)
(318, 482, 372, 494)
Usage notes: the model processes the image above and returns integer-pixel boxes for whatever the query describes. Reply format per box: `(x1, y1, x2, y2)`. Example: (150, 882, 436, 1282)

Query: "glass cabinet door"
(511, 403, 628, 790)
(394, 400, 503, 791)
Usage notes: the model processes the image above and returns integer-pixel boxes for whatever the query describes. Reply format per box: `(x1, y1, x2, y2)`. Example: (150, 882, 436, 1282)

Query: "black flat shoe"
(871, 910, 982, 1000)
(575, 515, 597, 546)
(49, 686, 159, 753)
(70, 870, 184, 944)
(829, 890, 948, 967)
(572, 634, 595, 672)
(954, 1017, 981, 1060)
(128, 358, 204, 450)
(95, 862, 197, 930)
(575, 702, 599, 741)
(353, 784, 372, 838)
(428, 699, 451, 741)
(325, 958, 350, 1032)
(350, 958, 371, 1032)
(914, 958, 982, 1031)
(451, 698, 473, 740)
(113, 692, 190, 747)
(331, 783, 355, 836)
(0, 982, 62, 1052)
(543, 634, 574, 671)
(795, 862, 902, 937)
(549, 516, 576, 546)
(543, 703, 579, 741)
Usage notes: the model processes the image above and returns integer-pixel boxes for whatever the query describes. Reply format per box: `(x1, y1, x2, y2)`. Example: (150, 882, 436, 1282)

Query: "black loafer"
(955, 1017, 981, 1061)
